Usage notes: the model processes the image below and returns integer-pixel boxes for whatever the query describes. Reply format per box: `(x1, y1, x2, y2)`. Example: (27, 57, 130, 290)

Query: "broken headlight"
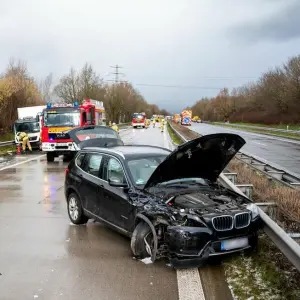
(246, 203, 259, 220)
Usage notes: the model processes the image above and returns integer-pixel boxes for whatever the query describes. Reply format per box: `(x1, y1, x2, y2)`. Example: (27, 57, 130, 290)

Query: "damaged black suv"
(64, 133, 261, 268)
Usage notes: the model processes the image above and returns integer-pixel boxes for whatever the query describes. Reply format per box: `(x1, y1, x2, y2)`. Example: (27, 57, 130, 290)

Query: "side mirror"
(108, 178, 128, 188)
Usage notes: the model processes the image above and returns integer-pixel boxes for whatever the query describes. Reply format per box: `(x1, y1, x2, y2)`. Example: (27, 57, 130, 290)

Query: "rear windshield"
(74, 127, 119, 141)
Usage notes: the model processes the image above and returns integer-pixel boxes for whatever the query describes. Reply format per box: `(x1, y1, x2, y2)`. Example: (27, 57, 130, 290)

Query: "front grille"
(29, 137, 37, 141)
(55, 145, 68, 149)
(212, 215, 233, 231)
(235, 212, 251, 229)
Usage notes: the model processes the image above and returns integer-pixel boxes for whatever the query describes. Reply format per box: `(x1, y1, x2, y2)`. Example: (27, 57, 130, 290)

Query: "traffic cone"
(17, 144, 21, 155)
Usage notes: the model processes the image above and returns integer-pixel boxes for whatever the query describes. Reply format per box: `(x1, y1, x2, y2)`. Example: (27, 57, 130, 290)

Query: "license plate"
(221, 237, 249, 251)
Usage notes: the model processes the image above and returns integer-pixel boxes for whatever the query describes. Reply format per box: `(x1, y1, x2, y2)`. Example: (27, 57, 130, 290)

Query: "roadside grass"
(212, 123, 300, 141)
(233, 122, 300, 131)
(228, 159, 300, 223)
(0, 145, 15, 155)
(0, 132, 14, 142)
(224, 235, 300, 300)
(167, 123, 184, 145)
(0, 132, 15, 154)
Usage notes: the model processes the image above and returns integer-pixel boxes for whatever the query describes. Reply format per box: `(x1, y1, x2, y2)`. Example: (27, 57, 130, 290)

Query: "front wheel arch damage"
(131, 214, 168, 263)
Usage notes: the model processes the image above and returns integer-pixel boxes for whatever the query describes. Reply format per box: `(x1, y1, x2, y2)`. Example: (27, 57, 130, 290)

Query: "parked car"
(64, 133, 261, 268)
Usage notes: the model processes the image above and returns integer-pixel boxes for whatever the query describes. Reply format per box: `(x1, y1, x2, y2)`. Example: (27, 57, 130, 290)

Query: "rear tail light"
(65, 168, 69, 176)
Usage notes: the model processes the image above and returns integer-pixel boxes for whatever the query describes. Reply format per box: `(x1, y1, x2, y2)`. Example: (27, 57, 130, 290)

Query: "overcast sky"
(1, 0, 300, 112)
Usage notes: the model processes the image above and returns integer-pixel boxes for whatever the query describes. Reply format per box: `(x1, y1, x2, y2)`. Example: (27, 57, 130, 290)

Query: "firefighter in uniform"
(109, 121, 112, 127)
(145, 119, 150, 128)
(160, 118, 165, 133)
(152, 119, 156, 128)
(17, 132, 32, 153)
(111, 122, 119, 134)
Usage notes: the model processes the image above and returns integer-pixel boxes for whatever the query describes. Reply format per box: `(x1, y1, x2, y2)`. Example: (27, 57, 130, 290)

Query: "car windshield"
(44, 109, 80, 127)
(74, 127, 119, 141)
(127, 155, 167, 187)
(15, 121, 39, 133)
(132, 113, 144, 120)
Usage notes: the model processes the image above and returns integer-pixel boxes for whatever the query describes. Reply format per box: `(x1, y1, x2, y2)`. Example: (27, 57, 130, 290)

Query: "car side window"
(84, 154, 103, 178)
(107, 157, 126, 184)
(76, 153, 85, 168)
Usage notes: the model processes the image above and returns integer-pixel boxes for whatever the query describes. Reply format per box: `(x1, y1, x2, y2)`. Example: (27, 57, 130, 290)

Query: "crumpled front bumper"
(165, 221, 260, 269)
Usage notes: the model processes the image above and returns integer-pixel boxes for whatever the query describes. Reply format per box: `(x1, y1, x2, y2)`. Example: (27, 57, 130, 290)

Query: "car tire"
(131, 222, 154, 259)
(67, 192, 89, 225)
(47, 152, 55, 162)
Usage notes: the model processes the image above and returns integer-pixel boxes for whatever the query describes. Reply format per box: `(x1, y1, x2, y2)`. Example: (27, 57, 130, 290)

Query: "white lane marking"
(164, 128, 206, 299)
(163, 125, 169, 149)
(177, 269, 205, 300)
(0, 154, 45, 171)
(253, 141, 267, 146)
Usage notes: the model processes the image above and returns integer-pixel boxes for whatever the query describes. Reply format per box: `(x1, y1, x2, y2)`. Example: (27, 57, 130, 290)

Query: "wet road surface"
(0, 128, 178, 300)
(191, 123, 300, 175)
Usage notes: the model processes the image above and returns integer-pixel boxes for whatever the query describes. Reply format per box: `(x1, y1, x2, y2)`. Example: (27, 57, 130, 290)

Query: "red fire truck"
(132, 112, 146, 128)
(41, 99, 105, 162)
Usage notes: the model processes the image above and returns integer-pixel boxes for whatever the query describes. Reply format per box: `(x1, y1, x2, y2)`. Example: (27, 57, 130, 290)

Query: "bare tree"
(0, 58, 42, 130)
(39, 73, 53, 103)
(54, 68, 80, 103)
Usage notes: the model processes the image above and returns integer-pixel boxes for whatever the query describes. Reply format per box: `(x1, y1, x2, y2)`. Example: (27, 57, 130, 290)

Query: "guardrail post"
(223, 172, 238, 184)
(235, 184, 253, 200)
(266, 171, 285, 181)
(251, 162, 267, 171)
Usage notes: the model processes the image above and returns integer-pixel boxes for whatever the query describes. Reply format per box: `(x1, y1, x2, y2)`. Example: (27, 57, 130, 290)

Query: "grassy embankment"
(0, 132, 15, 154)
(213, 122, 300, 141)
(167, 121, 300, 300)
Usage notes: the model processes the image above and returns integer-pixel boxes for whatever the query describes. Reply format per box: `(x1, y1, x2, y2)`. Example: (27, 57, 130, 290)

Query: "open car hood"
(66, 125, 124, 149)
(143, 133, 245, 189)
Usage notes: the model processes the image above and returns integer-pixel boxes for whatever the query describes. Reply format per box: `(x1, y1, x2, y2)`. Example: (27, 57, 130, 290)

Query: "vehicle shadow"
(65, 220, 172, 271)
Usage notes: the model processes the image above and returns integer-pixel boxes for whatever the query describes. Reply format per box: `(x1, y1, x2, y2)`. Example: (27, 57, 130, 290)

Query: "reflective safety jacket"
(111, 125, 119, 133)
(17, 132, 28, 141)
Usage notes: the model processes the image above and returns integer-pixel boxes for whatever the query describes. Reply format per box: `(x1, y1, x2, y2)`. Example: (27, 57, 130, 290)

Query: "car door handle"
(78, 174, 83, 178)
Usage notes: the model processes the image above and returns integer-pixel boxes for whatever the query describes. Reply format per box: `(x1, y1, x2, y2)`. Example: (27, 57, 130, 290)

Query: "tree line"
(190, 55, 300, 124)
(0, 59, 168, 131)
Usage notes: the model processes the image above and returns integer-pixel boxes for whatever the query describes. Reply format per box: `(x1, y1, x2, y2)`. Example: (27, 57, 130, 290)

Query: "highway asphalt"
(191, 123, 300, 175)
(0, 125, 233, 300)
(0, 128, 177, 300)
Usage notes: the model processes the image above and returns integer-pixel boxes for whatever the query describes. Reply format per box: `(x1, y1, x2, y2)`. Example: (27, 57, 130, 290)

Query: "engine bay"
(166, 190, 247, 214)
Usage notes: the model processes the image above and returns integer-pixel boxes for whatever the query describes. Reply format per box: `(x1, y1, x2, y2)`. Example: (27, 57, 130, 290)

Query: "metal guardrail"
(167, 121, 300, 273)
(0, 140, 14, 147)
(212, 122, 300, 135)
(235, 151, 300, 189)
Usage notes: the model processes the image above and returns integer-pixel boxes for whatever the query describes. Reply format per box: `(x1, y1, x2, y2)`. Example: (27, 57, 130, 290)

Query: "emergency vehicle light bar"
(47, 101, 79, 108)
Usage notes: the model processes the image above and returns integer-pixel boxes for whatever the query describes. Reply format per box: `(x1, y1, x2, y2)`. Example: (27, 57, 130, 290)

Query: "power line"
(103, 80, 236, 90)
(133, 83, 224, 90)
